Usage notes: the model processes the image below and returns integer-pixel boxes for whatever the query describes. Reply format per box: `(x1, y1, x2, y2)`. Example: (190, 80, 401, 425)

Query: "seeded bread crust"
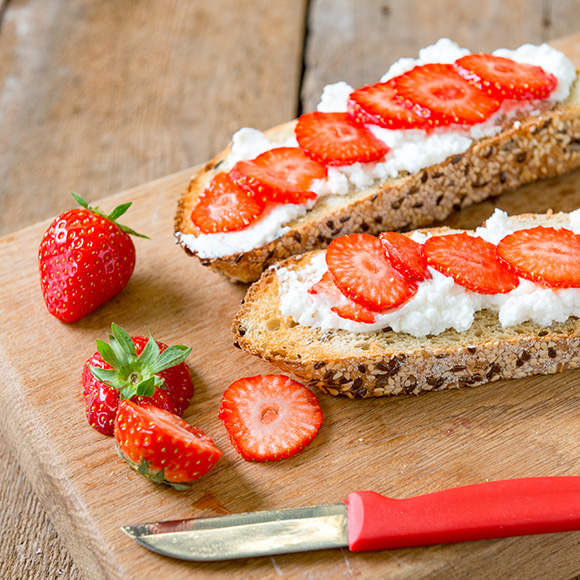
(232, 212, 580, 399)
(175, 77, 580, 283)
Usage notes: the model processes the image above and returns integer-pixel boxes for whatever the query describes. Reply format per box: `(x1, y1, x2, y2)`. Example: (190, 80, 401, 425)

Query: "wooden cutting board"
(4, 37, 580, 580)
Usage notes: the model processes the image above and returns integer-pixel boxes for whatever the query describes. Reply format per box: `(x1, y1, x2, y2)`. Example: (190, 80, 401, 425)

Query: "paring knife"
(122, 476, 580, 561)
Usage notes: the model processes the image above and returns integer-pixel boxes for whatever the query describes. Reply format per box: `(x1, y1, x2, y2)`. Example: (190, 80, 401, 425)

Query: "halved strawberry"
(191, 173, 265, 234)
(219, 375, 322, 462)
(115, 400, 222, 488)
(424, 232, 519, 294)
(496, 226, 580, 288)
(392, 63, 501, 126)
(309, 271, 378, 323)
(456, 53, 557, 101)
(348, 80, 430, 129)
(230, 147, 327, 205)
(326, 233, 417, 312)
(295, 111, 389, 166)
(379, 231, 431, 282)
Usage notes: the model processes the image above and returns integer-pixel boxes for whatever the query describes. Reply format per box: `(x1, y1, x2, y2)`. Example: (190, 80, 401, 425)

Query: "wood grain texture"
(3, 1, 580, 579)
(5, 162, 580, 579)
(0, 0, 307, 236)
(302, 0, 580, 111)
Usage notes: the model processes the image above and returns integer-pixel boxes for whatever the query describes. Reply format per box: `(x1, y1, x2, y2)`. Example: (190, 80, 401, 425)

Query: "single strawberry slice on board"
(392, 63, 501, 126)
(379, 231, 431, 282)
(326, 233, 417, 312)
(231, 147, 327, 205)
(497, 226, 580, 288)
(191, 173, 265, 234)
(309, 270, 378, 324)
(219, 375, 323, 462)
(295, 111, 389, 166)
(424, 232, 519, 294)
(348, 80, 429, 130)
(115, 400, 222, 489)
(455, 53, 557, 101)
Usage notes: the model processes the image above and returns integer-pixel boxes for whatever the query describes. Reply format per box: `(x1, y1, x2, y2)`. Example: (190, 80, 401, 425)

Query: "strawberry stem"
(89, 323, 192, 401)
(71, 192, 149, 239)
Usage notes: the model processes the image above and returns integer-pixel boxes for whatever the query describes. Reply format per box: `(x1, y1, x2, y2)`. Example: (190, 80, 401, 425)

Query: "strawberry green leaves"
(89, 323, 192, 401)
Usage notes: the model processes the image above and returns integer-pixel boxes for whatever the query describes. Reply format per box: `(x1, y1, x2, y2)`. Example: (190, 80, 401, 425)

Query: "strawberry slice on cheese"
(392, 63, 502, 126)
(296, 111, 389, 166)
(379, 231, 431, 282)
(455, 53, 557, 100)
(424, 232, 519, 294)
(326, 233, 417, 312)
(348, 80, 429, 129)
(309, 271, 378, 324)
(497, 226, 580, 288)
(231, 147, 327, 205)
(192, 173, 266, 233)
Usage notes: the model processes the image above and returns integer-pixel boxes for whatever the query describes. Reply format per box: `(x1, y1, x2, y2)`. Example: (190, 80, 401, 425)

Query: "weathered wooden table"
(3, 1, 580, 578)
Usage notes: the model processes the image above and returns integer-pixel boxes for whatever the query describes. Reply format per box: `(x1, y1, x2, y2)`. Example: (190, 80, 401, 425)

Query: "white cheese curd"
(177, 40, 576, 258)
(176, 203, 311, 259)
(276, 209, 580, 337)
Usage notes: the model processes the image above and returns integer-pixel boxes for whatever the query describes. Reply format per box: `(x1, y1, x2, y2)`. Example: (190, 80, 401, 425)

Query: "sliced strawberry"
(379, 232, 431, 282)
(392, 63, 501, 126)
(456, 53, 557, 101)
(230, 147, 326, 205)
(309, 271, 378, 323)
(191, 173, 265, 234)
(219, 375, 323, 462)
(326, 233, 417, 312)
(348, 80, 430, 129)
(496, 226, 580, 288)
(115, 400, 222, 488)
(424, 232, 519, 294)
(295, 111, 389, 166)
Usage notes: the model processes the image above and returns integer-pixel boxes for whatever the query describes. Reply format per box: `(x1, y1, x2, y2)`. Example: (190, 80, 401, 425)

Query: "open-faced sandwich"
(175, 39, 580, 283)
(232, 209, 580, 398)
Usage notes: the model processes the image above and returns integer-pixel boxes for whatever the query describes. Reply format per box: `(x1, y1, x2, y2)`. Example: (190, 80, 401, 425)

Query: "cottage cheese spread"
(277, 209, 580, 337)
(177, 40, 576, 259)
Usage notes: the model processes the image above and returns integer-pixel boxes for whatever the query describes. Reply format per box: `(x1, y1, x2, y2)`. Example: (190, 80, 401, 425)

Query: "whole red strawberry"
(38, 193, 146, 323)
(83, 323, 194, 435)
(115, 400, 222, 489)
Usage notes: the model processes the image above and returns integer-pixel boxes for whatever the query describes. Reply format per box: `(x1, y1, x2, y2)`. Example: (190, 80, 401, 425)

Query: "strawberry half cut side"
(424, 232, 519, 294)
(84, 323, 193, 435)
(392, 63, 502, 126)
(191, 173, 266, 234)
(115, 400, 222, 488)
(496, 226, 580, 288)
(326, 233, 418, 312)
(295, 111, 390, 166)
(348, 80, 430, 130)
(455, 53, 557, 101)
(309, 270, 378, 324)
(219, 375, 323, 462)
(230, 147, 326, 205)
(379, 231, 431, 282)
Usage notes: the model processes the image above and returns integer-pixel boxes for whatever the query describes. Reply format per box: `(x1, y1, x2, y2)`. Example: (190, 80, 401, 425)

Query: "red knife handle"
(346, 476, 580, 551)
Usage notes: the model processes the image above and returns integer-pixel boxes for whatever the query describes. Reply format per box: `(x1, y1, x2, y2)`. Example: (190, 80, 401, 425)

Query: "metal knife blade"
(122, 503, 348, 560)
(122, 476, 580, 561)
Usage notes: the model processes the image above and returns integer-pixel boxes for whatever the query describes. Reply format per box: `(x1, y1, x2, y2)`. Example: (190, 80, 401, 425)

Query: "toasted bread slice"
(232, 212, 580, 399)
(175, 56, 580, 283)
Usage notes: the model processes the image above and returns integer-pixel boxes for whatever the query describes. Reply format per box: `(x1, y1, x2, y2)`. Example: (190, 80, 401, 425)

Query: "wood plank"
(4, 30, 580, 577)
(0, 0, 307, 236)
(0, 1, 307, 578)
(302, 0, 580, 112)
(5, 165, 580, 579)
